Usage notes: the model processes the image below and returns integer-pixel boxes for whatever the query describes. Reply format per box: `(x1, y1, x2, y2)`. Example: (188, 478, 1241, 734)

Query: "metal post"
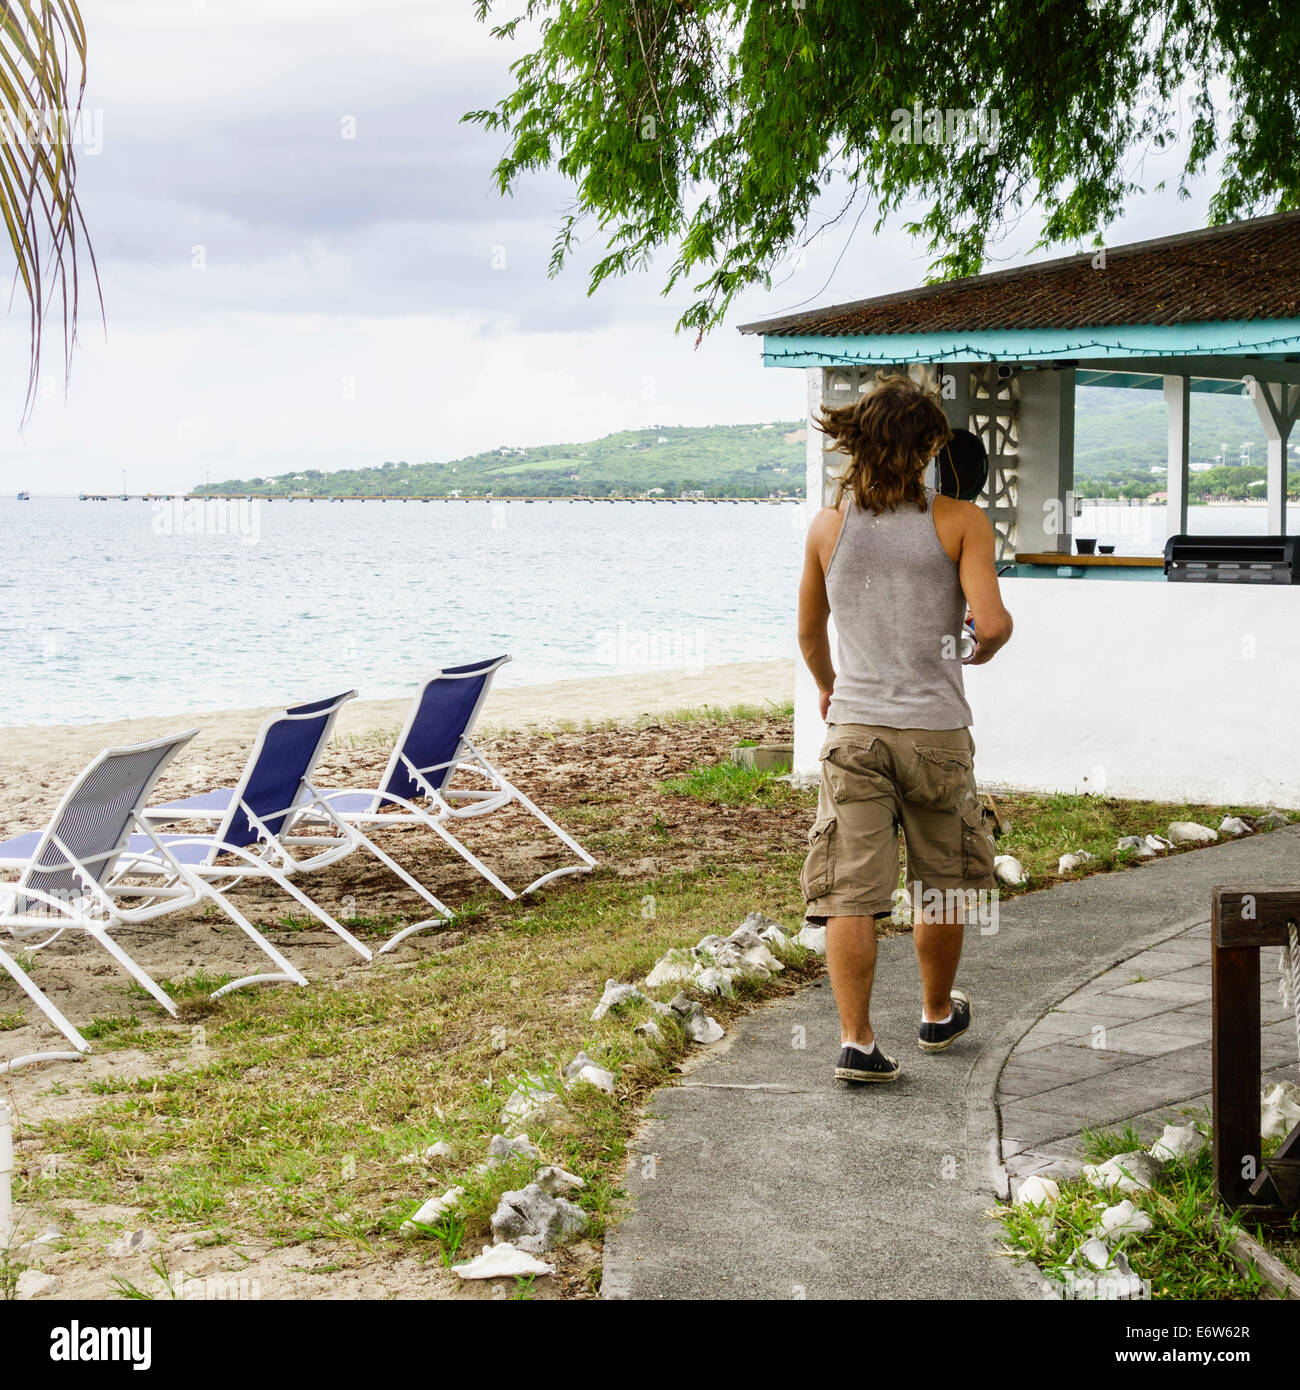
(0, 1101, 13, 1246)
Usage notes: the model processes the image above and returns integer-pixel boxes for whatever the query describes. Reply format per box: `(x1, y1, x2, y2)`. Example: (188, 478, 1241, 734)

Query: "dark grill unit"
(1164, 534, 1300, 584)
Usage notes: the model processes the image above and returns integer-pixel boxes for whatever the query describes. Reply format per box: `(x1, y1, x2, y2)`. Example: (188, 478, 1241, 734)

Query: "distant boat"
(16, 491, 29, 500)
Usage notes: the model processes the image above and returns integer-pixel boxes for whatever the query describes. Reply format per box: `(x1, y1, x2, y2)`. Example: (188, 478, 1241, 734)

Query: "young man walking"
(796, 372, 1014, 1083)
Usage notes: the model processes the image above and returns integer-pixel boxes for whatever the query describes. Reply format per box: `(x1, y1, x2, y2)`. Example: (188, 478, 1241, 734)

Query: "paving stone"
(998, 1104, 1092, 1148)
(998, 1068, 1067, 1099)
(1106, 979, 1211, 1004)
(1016, 1012, 1105, 1045)
(1072, 1017, 1212, 1058)
(1050, 992, 1184, 1022)
(1151, 964, 1212, 987)
(1175, 997, 1294, 1023)
(1025, 1038, 1150, 1069)
(1005, 1153, 1086, 1182)
(1001, 1044, 1142, 1095)
(1075, 967, 1153, 994)
(1124, 953, 1208, 978)
(1012, 1135, 1091, 1165)
(1005, 1067, 1207, 1129)
(1136, 940, 1208, 961)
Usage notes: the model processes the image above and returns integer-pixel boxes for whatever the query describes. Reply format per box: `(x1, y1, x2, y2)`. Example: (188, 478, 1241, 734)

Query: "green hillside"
(196, 422, 808, 499)
(192, 385, 1292, 500)
(1074, 384, 1272, 478)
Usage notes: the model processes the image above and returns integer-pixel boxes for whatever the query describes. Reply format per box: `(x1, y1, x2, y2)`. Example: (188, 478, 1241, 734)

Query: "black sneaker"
(918, 990, 971, 1052)
(834, 1042, 900, 1083)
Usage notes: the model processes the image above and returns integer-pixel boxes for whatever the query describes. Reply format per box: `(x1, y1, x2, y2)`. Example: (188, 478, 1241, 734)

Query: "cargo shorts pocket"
(821, 735, 891, 804)
(800, 817, 836, 901)
(961, 804, 996, 881)
(901, 744, 973, 812)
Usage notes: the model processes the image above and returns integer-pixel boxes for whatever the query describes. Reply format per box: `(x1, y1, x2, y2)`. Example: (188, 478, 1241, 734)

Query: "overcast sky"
(0, 1, 1218, 495)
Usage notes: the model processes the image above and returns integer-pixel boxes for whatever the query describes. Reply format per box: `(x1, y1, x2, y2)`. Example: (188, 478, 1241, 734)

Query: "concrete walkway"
(601, 825, 1300, 1300)
(1001, 918, 1299, 1180)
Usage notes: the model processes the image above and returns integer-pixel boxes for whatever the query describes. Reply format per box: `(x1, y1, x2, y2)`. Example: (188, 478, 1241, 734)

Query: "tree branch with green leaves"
(464, 0, 1299, 337)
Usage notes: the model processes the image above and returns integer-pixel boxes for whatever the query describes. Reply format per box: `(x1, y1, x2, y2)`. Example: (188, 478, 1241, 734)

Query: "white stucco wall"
(794, 578, 1300, 809)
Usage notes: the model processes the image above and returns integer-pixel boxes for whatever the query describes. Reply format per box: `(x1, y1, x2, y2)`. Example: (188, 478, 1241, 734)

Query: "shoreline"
(0, 660, 794, 831)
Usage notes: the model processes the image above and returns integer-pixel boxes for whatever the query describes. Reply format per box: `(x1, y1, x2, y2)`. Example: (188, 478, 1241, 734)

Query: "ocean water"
(0, 496, 806, 727)
(1, 496, 1295, 728)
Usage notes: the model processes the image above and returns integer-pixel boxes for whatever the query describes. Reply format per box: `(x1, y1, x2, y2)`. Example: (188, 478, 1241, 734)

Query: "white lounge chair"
(0, 731, 201, 1071)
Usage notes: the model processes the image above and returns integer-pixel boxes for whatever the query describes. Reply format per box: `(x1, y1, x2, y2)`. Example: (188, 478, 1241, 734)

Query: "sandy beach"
(0, 659, 793, 834)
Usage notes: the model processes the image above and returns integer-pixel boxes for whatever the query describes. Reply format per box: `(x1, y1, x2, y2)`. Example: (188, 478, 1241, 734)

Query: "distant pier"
(78, 493, 799, 504)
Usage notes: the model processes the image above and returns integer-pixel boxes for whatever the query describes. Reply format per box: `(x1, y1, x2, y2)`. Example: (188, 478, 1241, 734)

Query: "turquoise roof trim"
(759, 319, 1300, 369)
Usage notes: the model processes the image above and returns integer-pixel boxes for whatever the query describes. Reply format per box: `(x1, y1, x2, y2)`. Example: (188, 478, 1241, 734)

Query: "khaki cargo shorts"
(801, 723, 997, 921)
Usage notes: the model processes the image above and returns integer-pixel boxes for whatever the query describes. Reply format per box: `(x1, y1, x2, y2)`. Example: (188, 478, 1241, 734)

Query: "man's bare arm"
(958, 506, 1013, 665)
(798, 508, 840, 710)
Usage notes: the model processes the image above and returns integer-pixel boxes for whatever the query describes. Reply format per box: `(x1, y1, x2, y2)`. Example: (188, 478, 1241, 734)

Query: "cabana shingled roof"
(737, 211, 1300, 338)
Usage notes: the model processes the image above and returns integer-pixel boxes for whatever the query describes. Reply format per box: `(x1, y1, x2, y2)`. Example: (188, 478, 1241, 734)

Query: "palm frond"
(0, 0, 98, 416)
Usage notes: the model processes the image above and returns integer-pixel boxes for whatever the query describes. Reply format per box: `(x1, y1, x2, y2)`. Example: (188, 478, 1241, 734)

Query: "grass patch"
(481, 698, 795, 739)
(982, 793, 1281, 889)
(999, 1119, 1268, 1300)
(661, 761, 799, 807)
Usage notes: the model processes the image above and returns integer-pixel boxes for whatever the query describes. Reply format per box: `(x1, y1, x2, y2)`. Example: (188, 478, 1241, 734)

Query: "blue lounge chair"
(312, 656, 596, 951)
(132, 691, 453, 982)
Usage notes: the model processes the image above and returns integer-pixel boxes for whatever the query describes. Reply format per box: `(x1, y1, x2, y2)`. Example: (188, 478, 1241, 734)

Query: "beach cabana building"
(740, 212, 1300, 807)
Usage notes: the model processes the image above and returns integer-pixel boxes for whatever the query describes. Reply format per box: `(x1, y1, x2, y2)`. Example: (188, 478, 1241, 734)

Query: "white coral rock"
(452, 1243, 554, 1280)
(1148, 1123, 1205, 1163)
(1014, 1174, 1060, 1208)
(1097, 1199, 1154, 1240)
(994, 854, 1025, 886)
(1167, 821, 1218, 845)
(402, 1186, 464, 1234)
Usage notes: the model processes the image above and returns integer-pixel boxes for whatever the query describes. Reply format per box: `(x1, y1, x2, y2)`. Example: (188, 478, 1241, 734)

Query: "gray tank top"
(825, 487, 973, 730)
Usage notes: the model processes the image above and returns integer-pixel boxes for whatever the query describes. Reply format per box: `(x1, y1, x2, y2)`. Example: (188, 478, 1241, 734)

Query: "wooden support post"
(1211, 886, 1300, 1212)
(1212, 914, 1261, 1207)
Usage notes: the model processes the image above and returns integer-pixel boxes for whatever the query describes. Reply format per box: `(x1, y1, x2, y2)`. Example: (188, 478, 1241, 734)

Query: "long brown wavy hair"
(815, 371, 952, 515)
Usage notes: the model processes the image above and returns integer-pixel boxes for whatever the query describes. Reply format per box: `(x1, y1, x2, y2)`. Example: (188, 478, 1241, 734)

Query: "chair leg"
(191, 885, 309, 994)
(260, 867, 374, 962)
(446, 781, 598, 897)
(420, 814, 518, 900)
(508, 785, 598, 870)
(0, 943, 91, 1055)
(345, 825, 455, 920)
(80, 926, 179, 1018)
